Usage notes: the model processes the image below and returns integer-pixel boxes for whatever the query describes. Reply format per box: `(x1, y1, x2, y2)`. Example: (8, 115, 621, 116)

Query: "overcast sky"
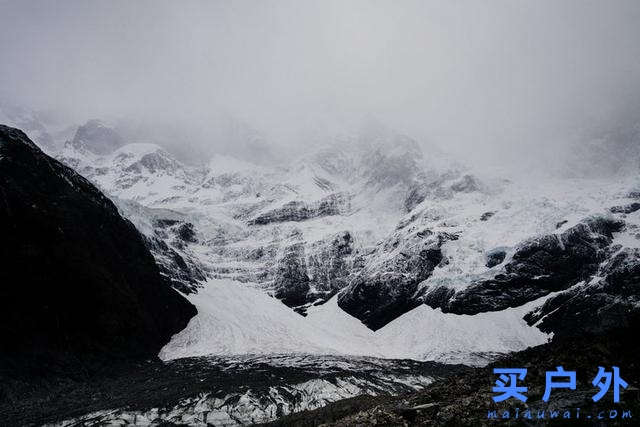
(1, 0, 640, 167)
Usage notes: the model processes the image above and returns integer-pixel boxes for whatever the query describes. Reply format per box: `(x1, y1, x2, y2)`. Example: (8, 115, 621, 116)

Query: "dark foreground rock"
(0, 125, 196, 378)
(266, 332, 640, 426)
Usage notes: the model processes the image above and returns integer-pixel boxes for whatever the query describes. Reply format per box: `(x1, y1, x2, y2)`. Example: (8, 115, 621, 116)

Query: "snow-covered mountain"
(45, 119, 640, 370)
(5, 119, 640, 426)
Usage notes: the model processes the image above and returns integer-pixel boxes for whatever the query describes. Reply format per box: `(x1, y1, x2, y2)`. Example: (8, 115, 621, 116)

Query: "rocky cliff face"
(248, 193, 351, 225)
(338, 228, 453, 330)
(430, 216, 624, 315)
(525, 247, 640, 338)
(52, 129, 476, 316)
(0, 125, 196, 377)
(5, 119, 640, 425)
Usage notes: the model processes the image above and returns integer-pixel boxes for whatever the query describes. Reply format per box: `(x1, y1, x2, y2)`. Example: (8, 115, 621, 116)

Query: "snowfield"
(160, 278, 552, 366)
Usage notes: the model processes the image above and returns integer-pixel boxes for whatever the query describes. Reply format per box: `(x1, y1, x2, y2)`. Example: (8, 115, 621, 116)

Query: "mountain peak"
(71, 119, 125, 154)
(0, 124, 40, 151)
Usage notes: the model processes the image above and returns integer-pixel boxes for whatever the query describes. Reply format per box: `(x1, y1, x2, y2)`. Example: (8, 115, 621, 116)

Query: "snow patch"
(160, 279, 552, 366)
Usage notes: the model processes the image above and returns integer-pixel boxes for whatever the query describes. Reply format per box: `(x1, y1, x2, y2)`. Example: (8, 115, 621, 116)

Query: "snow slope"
(160, 278, 551, 365)
(159, 279, 379, 360)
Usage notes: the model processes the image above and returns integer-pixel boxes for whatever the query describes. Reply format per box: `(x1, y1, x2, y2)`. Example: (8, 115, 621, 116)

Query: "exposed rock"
(555, 219, 568, 229)
(338, 229, 452, 330)
(249, 193, 351, 225)
(0, 125, 196, 378)
(610, 202, 640, 214)
(273, 243, 312, 308)
(421, 284, 456, 309)
(479, 211, 495, 221)
(439, 216, 624, 314)
(305, 231, 356, 302)
(525, 248, 640, 338)
(403, 183, 430, 213)
(70, 119, 125, 154)
(144, 231, 207, 295)
(155, 219, 198, 245)
(112, 200, 209, 295)
(404, 172, 482, 213)
(485, 248, 506, 268)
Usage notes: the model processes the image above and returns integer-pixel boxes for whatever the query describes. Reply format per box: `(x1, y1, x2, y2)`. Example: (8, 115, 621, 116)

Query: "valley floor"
(264, 332, 640, 426)
(0, 354, 468, 426)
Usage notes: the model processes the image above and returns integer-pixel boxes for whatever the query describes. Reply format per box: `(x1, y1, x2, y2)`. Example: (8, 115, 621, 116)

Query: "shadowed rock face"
(485, 248, 506, 268)
(248, 193, 351, 225)
(273, 243, 312, 308)
(337, 212, 635, 334)
(338, 229, 452, 330)
(145, 218, 207, 294)
(434, 216, 624, 315)
(0, 125, 196, 377)
(267, 231, 358, 314)
(525, 248, 640, 338)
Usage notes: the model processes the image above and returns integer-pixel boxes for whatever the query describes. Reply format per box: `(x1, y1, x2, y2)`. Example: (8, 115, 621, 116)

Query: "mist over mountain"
(2, 0, 640, 174)
(2, 1, 640, 425)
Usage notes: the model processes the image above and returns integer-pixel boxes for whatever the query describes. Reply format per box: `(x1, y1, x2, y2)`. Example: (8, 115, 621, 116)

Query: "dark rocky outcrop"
(338, 229, 453, 330)
(610, 202, 640, 214)
(479, 211, 495, 221)
(1, 354, 470, 426)
(485, 247, 506, 268)
(248, 193, 351, 225)
(272, 243, 312, 308)
(438, 216, 624, 315)
(403, 184, 430, 213)
(144, 228, 207, 295)
(525, 248, 640, 338)
(0, 125, 196, 378)
(265, 231, 358, 313)
(122, 149, 184, 175)
(403, 172, 482, 213)
(306, 231, 356, 299)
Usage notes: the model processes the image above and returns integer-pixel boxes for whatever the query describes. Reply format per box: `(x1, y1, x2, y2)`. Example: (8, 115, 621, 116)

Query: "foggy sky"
(1, 0, 640, 168)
